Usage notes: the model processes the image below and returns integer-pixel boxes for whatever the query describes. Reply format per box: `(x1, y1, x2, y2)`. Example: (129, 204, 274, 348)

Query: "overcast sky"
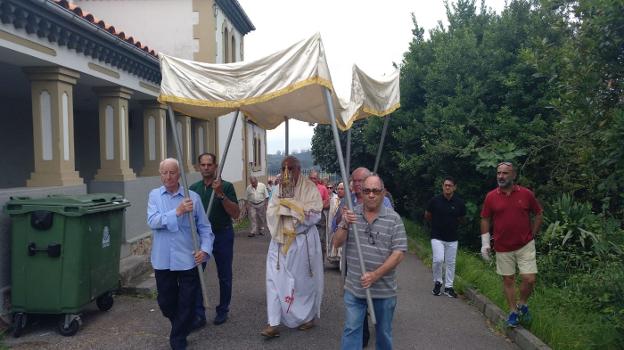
(237, 0, 507, 154)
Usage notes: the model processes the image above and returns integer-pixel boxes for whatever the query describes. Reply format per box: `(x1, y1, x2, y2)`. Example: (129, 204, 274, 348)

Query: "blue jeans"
(341, 290, 397, 350)
(195, 225, 234, 319)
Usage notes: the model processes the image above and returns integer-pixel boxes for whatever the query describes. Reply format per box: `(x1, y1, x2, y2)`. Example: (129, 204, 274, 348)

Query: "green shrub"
(539, 194, 624, 281)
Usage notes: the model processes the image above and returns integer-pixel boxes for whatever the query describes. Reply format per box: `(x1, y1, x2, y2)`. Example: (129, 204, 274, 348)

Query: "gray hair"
(160, 158, 180, 170)
(351, 167, 372, 180)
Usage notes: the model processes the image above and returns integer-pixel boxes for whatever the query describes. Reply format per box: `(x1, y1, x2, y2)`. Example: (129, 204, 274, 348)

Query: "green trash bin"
(5, 193, 130, 337)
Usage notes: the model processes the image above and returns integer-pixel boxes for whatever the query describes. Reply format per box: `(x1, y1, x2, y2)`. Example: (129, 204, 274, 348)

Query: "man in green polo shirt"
(190, 153, 240, 328)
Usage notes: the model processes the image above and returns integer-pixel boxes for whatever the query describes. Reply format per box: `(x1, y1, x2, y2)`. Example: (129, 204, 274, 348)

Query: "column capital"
(93, 86, 134, 100)
(141, 101, 169, 110)
(23, 67, 80, 85)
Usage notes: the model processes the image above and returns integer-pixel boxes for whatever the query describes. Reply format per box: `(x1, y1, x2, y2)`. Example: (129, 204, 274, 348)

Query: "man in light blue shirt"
(147, 158, 214, 350)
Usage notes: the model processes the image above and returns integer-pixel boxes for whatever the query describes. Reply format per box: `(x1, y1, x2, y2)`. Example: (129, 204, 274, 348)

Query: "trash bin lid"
(5, 193, 131, 216)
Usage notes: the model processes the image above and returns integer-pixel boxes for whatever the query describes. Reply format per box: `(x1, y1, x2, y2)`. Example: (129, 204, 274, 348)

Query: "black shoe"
(443, 287, 458, 298)
(191, 317, 206, 332)
(432, 281, 442, 296)
(213, 313, 228, 325)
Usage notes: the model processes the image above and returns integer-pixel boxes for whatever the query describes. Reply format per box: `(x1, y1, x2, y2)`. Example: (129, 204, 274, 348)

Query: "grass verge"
(403, 218, 622, 350)
(233, 217, 250, 231)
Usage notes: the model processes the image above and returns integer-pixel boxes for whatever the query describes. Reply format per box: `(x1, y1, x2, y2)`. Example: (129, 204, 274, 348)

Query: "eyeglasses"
(281, 166, 296, 172)
(365, 224, 379, 245)
(159, 171, 178, 176)
(362, 188, 383, 195)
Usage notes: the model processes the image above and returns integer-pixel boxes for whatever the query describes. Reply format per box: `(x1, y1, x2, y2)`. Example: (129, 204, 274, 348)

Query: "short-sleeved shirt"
(344, 205, 408, 299)
(480, 185, 542, 252)
(246, 183, 269, 204)
(426, 194, 466, 242)
(189, 179, 238, 231)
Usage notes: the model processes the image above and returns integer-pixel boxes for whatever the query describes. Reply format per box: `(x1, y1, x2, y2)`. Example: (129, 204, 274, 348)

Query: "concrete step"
(119, 254, 151, 287)
(120, 271, 157, 297)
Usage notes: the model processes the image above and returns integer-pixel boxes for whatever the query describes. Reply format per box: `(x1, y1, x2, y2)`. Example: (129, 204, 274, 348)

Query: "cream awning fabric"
(158, 33, 399, 131)
(341, 65, 400, 130)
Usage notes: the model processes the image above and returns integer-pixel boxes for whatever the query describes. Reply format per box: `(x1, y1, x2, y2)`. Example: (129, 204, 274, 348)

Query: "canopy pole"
(284, 117, 289, 156)
(204, 110, 241, 219)
(166, 105, 210, 310)
(373, 116, 390, 173)
(345, 130, 352, 175)
(322, 88, 376, 325)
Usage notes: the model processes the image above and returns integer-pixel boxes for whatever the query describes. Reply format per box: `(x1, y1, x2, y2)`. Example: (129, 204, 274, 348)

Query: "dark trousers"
(195, 225, 234, 319)
(155, 268, 199, 350)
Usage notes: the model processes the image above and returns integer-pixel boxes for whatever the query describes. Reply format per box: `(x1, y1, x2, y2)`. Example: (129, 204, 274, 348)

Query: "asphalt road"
(3, 229, 517, 349)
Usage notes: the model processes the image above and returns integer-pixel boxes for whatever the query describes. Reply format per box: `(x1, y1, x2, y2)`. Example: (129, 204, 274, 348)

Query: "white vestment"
(265, 177, 324, 328)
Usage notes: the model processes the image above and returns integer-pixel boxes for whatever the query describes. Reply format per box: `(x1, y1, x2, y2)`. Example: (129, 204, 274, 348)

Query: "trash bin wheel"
(57, 317, 80, 337)
(96, 292, 114, 311)
(11, 313, 27, 338)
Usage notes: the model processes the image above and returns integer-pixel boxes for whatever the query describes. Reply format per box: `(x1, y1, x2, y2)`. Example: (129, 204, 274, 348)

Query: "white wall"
(72, 0, 196, 59)
(215, 4, 244, 63)
(218, 112, 243, 182)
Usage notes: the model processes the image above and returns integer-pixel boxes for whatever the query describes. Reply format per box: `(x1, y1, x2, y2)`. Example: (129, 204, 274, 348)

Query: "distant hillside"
(267, 150, 315, 174)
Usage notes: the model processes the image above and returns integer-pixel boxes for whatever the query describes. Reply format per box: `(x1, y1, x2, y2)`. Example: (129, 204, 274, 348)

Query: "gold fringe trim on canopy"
(158, 76, 334, 110)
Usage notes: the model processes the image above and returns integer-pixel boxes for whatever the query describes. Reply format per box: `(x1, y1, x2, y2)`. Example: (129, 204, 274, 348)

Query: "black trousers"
(155, 268, 199, 350)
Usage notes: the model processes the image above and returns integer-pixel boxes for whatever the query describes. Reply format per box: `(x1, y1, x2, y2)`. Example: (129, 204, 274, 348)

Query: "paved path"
(3, 230, 516, 349)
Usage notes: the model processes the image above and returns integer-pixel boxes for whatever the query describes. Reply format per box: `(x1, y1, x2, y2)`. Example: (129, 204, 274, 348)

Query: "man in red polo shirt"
(480, 162, 542, 327)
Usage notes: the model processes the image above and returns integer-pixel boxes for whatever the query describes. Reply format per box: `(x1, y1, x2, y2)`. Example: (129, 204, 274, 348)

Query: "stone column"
(93, 87, 136, 181)
(194, 119, 215, 157)
(175, 114, 195, 173)
(140, 102, 167, 176)
(24, 67, 83, 187)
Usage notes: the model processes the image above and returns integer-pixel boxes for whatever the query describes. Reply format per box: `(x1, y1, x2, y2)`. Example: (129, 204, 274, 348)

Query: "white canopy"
(158, 33, 399, 131)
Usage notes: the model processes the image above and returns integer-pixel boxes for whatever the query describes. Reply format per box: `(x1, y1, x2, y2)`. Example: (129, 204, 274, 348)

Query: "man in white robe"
(261, 156, 324, 338)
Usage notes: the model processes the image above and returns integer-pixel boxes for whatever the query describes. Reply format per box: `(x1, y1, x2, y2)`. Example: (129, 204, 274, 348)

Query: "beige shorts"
(496, 240, 538, 275)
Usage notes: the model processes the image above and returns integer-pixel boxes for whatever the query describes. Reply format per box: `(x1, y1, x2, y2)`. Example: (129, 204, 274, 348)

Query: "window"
(222, 26, 229, 63)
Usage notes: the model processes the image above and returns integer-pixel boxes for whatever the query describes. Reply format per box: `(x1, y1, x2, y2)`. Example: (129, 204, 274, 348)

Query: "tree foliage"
(311, 0, 624, 343)
(311, 0, 624, 236)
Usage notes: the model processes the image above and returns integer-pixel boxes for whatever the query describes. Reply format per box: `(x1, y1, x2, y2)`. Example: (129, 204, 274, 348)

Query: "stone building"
(0, 0, 264, 322)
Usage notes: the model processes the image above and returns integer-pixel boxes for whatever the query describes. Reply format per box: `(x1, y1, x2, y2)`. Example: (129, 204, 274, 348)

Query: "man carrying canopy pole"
(147, 157, 214, 350)
(190, 110, 241, 329)
(322, 88, 378, 326)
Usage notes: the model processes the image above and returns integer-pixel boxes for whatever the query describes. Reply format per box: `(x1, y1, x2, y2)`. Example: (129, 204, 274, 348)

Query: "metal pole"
(322, 88, 376, 325)
(373, 116, 390, 173)
(345, 129, 351, 175)
(166, 105, 210, 309)
(284, 116, 289, 156)
(204, 110, 241, 218)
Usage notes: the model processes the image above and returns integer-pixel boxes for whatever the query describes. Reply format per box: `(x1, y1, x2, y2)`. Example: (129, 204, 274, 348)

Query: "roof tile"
(53, 0, 158, 57)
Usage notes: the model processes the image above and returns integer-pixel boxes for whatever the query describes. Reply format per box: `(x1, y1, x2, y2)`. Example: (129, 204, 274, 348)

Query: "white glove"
(480, 233, 491, 261)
